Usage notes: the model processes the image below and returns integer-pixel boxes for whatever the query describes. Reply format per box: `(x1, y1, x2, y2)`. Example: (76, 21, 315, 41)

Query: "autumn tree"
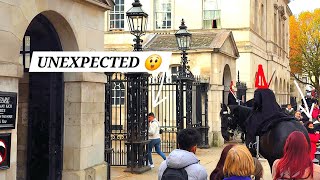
(289, 9, 320, 97)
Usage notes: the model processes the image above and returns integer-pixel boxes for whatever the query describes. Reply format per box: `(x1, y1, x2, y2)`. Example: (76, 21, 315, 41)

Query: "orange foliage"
(289, 9, 320, 77)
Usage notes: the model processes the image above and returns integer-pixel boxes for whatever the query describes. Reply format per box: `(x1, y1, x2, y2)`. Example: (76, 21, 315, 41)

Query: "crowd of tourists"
(150, 127, 320, 180)
(148, 95, 320, 180)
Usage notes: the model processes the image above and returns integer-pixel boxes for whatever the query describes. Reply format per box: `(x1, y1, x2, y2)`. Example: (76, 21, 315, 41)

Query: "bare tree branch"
(288, 70, 313, 86)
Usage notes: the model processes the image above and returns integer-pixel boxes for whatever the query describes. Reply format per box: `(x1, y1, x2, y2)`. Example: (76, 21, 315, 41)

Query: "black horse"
(221, 104, 310, 168)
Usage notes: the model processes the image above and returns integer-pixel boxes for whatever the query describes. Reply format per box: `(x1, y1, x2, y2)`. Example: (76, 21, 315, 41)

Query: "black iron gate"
(148, 75, 209, 153)
(105, 73, 128, 167)
(105, 73, 209, 161)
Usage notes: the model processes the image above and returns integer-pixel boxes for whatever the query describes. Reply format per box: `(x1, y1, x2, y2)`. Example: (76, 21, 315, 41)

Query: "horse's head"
(220, 104, 252, 141)
(228, 105, 253, 131)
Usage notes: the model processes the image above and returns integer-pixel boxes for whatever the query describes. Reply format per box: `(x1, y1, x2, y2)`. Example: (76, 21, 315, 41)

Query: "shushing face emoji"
(145, 54, 162, 71)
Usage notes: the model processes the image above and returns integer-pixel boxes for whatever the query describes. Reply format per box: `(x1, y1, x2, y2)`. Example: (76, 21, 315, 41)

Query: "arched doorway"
(222, 65, 232, 104)
(18, 14, 64, 180)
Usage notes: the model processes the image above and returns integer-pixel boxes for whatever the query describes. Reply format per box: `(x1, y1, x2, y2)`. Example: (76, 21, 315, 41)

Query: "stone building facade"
(221, 0, 292, 104)
(0, 0, 113, 179)
(104, 0, 292, 146)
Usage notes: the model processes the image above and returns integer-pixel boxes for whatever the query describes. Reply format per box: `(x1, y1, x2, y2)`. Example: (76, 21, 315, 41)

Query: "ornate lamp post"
(125, 0, 150, 173)
(126, 0, 148, 51)
(175, 19, 194, 130)
(175, 19, 192, 79)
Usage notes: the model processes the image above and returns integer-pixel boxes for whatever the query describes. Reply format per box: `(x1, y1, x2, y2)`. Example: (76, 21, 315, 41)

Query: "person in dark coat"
(284, 104, 295, 116)
(245, 89, 292, 144)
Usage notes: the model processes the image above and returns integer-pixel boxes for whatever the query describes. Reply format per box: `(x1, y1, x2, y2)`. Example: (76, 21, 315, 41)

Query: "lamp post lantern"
(126, 0, 148, 51)
(175, 19, 194, 131)
(175, 19, 192, 79)
(124, 0, 150, 174)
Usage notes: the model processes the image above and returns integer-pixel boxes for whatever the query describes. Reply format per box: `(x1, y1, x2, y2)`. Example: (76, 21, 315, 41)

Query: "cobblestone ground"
(111, 143, 273, 180)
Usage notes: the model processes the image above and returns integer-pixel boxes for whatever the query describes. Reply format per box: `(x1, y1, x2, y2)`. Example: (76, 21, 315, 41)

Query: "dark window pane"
(167, 21, 171, 27)
(112, 99, 115, 105)
(171, 67, 177, 74)
(121, 98, 125, 105)
(121, 14, 124, 19)
(121, 21, 124, 28)
(115, 21, 120, 28)
(115, 5, 119, 11)
(110, 14, 114, 20)
(121, 5, 124, 11)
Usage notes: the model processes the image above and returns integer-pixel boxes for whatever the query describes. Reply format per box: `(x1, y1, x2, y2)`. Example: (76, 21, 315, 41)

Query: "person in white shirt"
(148, 112, 166, 168)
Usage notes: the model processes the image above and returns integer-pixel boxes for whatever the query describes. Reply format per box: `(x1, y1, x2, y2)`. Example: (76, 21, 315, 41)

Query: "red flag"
(230, 81, 234, 93)
(255, 64, 268, 89)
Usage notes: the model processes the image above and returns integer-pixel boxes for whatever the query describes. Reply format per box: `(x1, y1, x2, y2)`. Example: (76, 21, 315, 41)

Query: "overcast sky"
(288, 0, 320, 15)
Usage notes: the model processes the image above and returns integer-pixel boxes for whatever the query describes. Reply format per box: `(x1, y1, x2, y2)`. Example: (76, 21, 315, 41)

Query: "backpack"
(161, 162, 198, 180)
(161, 167, 188, 180)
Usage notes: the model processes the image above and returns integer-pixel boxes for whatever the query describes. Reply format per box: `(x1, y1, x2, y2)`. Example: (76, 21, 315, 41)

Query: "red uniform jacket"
(309, 133, 320, 160)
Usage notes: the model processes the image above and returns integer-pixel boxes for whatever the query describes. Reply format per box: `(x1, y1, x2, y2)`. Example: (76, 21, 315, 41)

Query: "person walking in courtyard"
(148, 112, 166, 168)
(158, 128, 207, 180)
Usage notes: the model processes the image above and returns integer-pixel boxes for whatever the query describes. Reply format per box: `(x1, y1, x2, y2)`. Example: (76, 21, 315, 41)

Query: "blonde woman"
(223, 145, 255, 180)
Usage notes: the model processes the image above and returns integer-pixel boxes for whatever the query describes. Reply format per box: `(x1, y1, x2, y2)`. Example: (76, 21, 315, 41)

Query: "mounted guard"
(221, 64, 310, 168)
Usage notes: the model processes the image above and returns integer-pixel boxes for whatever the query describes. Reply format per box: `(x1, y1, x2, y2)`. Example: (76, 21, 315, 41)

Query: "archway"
(222, 65, 232, 105)
(17, 13, 64, 180)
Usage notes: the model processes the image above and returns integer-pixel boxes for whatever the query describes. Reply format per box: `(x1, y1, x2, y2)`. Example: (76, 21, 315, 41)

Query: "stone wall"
(0, 0, 111, 179)
(17, 74, 29, 180)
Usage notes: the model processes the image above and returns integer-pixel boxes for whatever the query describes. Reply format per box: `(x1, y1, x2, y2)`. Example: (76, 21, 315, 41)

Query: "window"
(279, 15, 281, 56)
(109, 0, 125, 30)
(274, 11, 277, 53)
(260, 4, 264, 36)
(170, 65, 180, 81)
(155, 0, 172, 29)
(203, 0, 221, 29)
(20, 35, 31, 72)
(254, 0, 258, 31)
(112, 82, 125, 105)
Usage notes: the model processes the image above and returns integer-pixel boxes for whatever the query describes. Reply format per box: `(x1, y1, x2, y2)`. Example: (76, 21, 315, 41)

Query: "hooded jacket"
(149, 118, 161, 139)
(158, 149, 207, 180)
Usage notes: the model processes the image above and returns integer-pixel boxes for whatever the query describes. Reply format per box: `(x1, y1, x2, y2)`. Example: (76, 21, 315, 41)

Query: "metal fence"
(105, 73, 209, 167)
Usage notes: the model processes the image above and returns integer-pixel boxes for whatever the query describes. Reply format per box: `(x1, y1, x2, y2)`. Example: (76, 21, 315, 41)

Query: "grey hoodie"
(158, 149, 207, 180)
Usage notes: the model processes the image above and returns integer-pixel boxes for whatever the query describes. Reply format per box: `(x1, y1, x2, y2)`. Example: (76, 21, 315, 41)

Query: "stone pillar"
(17, 73, 29, 180)
(208, 85, 224, 147)
(0, 63, 22, 179)
(62, 72, 107, 180)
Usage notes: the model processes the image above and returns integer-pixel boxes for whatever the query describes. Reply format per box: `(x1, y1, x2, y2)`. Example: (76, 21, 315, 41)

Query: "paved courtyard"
(111, 143, 273, 180)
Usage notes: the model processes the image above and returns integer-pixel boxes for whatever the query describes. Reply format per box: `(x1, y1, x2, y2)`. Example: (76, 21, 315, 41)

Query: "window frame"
(154, 0, 172, 30)
(202, 0, 221, 29)
(109, 0, 125, 30)
(111, 82, 125, 105)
